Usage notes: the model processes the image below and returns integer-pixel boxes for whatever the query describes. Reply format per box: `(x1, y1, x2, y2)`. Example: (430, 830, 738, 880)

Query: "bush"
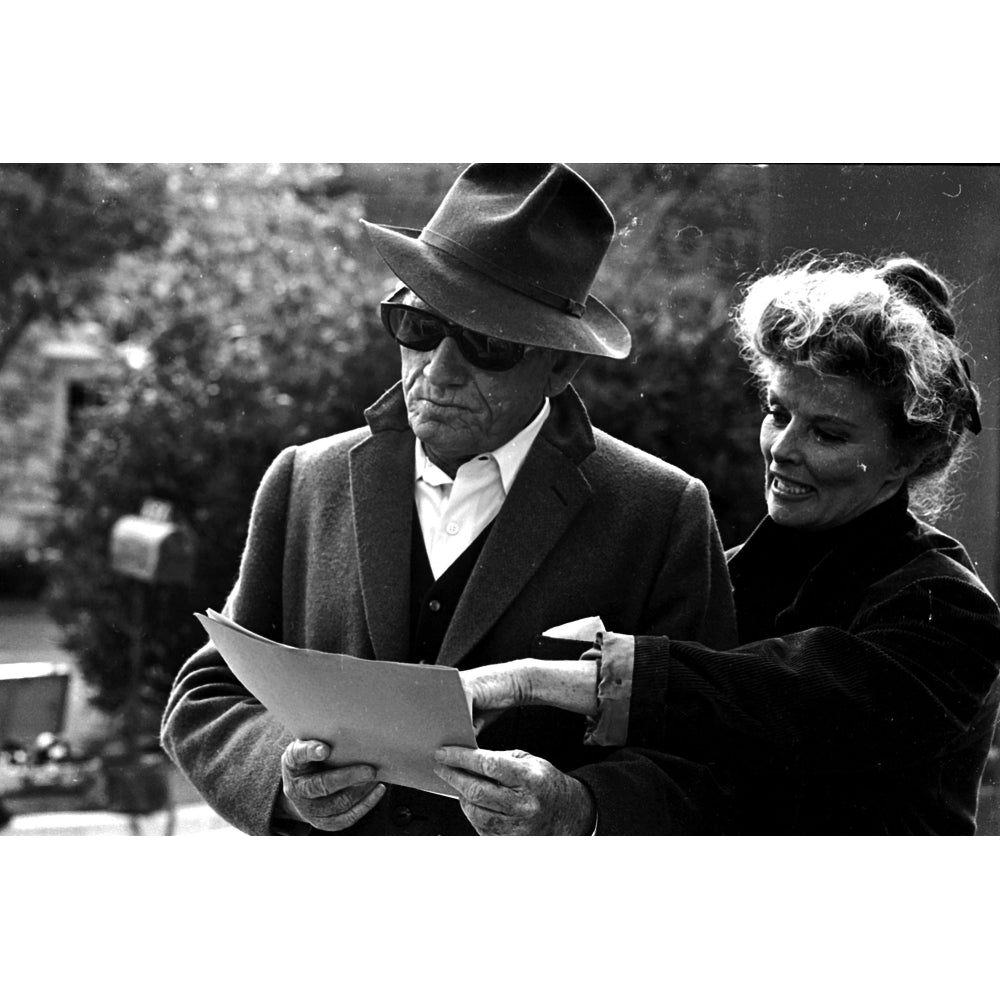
(44, 165, 400, 711)
(43, 163, 769, 715)
(575, 164, 767, 545)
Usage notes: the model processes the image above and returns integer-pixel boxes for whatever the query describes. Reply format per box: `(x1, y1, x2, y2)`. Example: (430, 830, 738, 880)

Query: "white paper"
(196, 610, 477, 799)
(542, 615, 606, 641)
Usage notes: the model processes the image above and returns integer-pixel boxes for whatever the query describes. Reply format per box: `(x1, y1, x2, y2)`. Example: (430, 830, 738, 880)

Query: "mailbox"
(109, 499, 197, 585)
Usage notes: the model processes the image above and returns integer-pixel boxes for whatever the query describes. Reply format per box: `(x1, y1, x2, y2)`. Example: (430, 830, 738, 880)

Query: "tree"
(44, 162, 769, 722)
(0, 164, 168, 371)
(45, 164, 400, 715)
(574, 163, 767, 545)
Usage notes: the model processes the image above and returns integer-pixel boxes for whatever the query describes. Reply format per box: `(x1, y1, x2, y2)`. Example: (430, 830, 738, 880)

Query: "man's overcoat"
(161, 384, 737, 834)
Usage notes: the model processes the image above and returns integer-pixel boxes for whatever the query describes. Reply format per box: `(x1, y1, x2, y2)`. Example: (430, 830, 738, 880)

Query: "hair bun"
(877, 257, 980, 434)
(876, 258, 956, 339)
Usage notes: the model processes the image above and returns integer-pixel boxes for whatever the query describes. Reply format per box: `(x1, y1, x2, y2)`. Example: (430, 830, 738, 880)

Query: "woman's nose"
(768, 422, 802, 463)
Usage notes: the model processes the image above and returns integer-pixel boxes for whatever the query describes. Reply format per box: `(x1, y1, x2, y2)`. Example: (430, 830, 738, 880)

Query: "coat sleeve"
(570, 476, 740, 833)
(634, 477, 738, 648)
(160, 446, 298, 836)
(627, 565, 1000, 776)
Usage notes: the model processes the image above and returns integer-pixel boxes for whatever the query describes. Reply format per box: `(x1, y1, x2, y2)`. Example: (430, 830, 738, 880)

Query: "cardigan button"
(392, 806, 413, 827)
(428, 599, 442, 612)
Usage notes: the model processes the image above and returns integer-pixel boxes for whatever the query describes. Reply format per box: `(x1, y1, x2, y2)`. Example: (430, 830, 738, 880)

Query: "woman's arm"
(462, 658, 599, 718)
(466, 567, 1000, 777)
(628, 570, 1000, 775)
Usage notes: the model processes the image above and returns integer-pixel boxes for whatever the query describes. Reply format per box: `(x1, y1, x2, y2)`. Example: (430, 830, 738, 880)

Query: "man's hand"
(279, 739, 386, 832)
(434, 746, 595, 835)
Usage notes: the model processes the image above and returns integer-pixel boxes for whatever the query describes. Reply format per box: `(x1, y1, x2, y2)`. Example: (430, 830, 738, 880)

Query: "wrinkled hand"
(279, 739, 385, 832)
(461, 661, 533, 735)
(434, 746, 595, 835)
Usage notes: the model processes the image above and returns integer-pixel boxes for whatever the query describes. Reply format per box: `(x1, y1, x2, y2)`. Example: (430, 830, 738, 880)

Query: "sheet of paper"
(196, 610, 477, 799)
(543, 616, 606, 641)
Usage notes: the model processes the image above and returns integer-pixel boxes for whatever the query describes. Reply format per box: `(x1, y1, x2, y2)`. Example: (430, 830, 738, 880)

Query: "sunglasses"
(380, 298, 528, 372)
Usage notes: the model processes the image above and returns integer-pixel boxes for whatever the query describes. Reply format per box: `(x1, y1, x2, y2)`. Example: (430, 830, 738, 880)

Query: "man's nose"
(423, 335, 470, 382)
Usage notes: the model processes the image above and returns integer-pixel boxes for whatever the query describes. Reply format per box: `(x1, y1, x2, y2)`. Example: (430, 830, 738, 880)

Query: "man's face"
(398, 293, 566, 476)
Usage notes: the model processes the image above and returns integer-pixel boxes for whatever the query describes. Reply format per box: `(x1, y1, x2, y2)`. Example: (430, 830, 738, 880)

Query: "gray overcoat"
(161, 383, 737, 834)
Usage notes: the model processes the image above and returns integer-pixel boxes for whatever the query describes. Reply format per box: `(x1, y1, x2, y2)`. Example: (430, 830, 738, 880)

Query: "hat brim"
(361, 221, 631, 359)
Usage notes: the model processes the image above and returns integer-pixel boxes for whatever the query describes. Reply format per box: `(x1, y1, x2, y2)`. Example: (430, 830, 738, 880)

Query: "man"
(161, 163, 736, 835)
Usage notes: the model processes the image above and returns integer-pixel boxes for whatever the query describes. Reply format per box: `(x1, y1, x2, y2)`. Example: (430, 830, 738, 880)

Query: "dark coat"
(160, 384, 737, 835)
(627, 487, 1000, 834)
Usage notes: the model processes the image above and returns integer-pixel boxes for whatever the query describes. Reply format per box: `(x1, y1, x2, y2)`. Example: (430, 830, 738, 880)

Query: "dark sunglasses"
(380, 298, 528, 372)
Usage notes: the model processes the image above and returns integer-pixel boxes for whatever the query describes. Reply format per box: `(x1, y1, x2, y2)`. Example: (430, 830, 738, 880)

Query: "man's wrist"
(275, 791, 301, 821)
(564, 776, 597, 835)
(272, 791, 311, 834)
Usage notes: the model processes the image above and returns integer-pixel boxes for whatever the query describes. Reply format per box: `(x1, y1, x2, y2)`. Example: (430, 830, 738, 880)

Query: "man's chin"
(414, 428, 476, 465)
(415, 424, 470, 446)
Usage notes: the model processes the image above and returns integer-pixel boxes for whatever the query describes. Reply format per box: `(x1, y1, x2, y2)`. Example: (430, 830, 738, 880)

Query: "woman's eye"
(765, 406, 789, 425)
(814, 428, 846, 444)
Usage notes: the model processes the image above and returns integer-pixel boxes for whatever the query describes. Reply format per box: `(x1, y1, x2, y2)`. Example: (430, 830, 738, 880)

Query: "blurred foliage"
(576, 164, 766, 542)
(35, 163, 766, 716)
(44, 165, 399, 711)
(0, 164, 168, 372)
(0, 166, 169, 515)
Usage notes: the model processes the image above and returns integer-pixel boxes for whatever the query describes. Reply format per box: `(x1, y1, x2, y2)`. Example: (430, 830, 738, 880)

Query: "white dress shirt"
(414, 399, 551, 579)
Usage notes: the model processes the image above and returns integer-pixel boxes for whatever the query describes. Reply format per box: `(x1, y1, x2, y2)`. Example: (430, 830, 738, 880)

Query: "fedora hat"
(360, 163, 631, 359)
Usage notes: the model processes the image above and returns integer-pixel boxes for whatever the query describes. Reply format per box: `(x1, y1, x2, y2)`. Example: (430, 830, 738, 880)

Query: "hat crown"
(360, 162, 631, 358)
(421, 163, 615, 307)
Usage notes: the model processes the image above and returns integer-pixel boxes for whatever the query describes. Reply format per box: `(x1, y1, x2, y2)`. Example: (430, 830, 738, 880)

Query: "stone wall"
(0, 326, 103, 555)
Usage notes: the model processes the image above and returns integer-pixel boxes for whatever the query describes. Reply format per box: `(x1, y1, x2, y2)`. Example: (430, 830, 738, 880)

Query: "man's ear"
(545, 351, 586, 397)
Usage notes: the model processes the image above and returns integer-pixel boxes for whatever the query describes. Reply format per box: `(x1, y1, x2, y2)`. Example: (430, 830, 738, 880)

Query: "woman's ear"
(887, 445, 926, 486)
(545, 351, 587, 397)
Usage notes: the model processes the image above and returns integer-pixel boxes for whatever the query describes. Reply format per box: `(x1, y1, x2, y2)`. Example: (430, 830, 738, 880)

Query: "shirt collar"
(414, 398, 551, 494)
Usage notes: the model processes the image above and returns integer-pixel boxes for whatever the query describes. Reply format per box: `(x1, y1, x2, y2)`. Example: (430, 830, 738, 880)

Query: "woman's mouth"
(770, 473, 814, 497)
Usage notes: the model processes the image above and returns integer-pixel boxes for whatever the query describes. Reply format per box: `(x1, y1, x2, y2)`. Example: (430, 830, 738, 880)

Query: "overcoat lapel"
(349, 383, 596, 667)
(438, 393, 595, 665)
(349, 395, 415, 663)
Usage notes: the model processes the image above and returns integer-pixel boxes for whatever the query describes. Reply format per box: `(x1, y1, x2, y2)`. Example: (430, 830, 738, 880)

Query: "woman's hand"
(461, 660, 535, 735)
(463, 659, 534, 709)
(461, 658, 601, 734)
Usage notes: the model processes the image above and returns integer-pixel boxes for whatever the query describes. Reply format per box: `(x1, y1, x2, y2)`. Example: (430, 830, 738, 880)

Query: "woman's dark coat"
(627, 487, 1000, 834)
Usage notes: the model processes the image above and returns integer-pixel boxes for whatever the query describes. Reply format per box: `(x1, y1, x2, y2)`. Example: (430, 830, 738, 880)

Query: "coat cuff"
(583, 631, 635, 747)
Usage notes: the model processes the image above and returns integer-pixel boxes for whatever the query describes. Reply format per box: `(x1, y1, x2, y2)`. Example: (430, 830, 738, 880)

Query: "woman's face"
(760, 364, 912, 531)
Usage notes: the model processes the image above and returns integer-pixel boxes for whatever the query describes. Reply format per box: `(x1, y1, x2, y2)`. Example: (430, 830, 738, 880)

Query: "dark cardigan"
(628, 488, 1000, 834)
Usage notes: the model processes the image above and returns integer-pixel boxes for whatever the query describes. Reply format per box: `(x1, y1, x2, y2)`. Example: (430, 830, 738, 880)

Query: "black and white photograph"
(3, 6, 998, 996)
(3, 162, 998, 840)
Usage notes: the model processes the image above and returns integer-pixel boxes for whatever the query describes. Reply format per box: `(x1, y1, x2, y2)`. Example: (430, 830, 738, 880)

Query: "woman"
(439, 255, 1000, 834)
